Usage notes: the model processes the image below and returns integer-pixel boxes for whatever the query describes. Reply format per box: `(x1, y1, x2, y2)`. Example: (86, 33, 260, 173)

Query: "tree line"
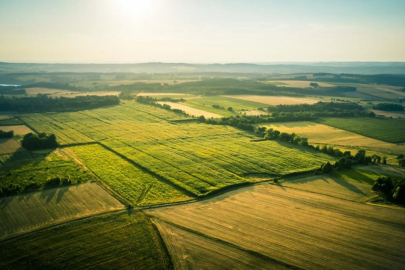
(0, 130, 14, 138)
(135, 96, 189, 116)
(0, 94, 119, 112)
(372, 103, 404, 111)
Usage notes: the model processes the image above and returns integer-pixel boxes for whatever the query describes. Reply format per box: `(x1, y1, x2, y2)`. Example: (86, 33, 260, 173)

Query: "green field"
(0, 149, 94, 194)
(183, 96, 269, 116)
(69, 145, 192, 206)
(18, 102, 335, 198)
(317, 117, 405, 143)
(0, 211, 172, 270)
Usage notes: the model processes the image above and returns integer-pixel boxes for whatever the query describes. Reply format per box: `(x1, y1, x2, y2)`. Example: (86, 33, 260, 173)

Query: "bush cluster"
(372, 177, 405, 204)
(0, 130, 14, 138)
(22, 132, 58, 150)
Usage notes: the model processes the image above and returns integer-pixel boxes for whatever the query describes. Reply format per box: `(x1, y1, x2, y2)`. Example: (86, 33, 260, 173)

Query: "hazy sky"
(1, 0, 405, 63)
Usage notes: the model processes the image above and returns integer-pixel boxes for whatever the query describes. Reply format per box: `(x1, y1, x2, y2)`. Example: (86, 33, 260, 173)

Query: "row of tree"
(135, 96, 189, 116)
(372, 103, 404, 111)
(0, 130, 14, 138)
(0, 94, 119, 112)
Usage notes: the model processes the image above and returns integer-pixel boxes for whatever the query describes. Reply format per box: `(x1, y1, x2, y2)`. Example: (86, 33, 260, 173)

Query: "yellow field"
(262, 121, 405, 154)
(356, 164, 405, 178)
(372, 109, 405, 119)
(281, 175, 376, 201)
(272, 80, 335, 88)
(0, 125, 33, 135)
(0, 183, 124, 240)
(25, 87, 75, 95)
(0, 138, 24, 154)
(226, 95, 318, 105)
(147, 184, 405, 270)
(153, 219, 289, 270)
(50, 91, 120, 98)
(157, 101, 223, 118)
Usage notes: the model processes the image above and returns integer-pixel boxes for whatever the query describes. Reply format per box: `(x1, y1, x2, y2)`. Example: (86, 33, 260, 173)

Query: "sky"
(1, 0, 405, 63)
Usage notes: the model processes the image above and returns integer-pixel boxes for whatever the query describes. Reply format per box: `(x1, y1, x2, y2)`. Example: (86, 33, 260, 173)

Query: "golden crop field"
(0, 138, 24, 154)
(153, 219, 289, 270)
(226, 95, 319, 105)
(262, 121, 405, 154)
(0, 125, 33, 135)
(281, 174, 376, 201)
(25, 87, 75, 95)
(147, 183, 405, 270)
(157, 101, 223, 118)
(0, 182, 124, 241)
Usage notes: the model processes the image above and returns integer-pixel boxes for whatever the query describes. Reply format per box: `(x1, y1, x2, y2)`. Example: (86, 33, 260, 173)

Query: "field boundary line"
(97, 142, 197, 198)
(0, 207, 126, 244)
(15, 116, 40, 134)
(59, 147, 132, 206)
(150, 218, 303, 270)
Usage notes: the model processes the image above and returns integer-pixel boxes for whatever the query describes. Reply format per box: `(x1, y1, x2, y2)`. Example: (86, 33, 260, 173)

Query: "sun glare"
(113, 0, 156, 18)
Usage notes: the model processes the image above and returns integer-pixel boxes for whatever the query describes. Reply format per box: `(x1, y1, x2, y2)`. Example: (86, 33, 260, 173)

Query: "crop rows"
(20, 102, 335, 198)
(148, 184, 405, 270)
(317, 117, 405, 143)
(69, 144, 192, 205)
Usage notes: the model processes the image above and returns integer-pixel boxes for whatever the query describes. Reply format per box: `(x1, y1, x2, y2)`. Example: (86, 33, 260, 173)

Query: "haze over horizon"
(1, 0, 405, 63)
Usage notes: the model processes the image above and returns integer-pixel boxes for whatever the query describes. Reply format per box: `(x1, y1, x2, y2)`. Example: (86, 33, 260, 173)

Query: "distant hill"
(1, 62, 405, 75)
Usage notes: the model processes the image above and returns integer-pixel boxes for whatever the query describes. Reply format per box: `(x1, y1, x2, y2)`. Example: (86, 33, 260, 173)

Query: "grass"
(316, 117, 405, 143)
(0, 183, 124, 240)
(68, 144, 192, 206)
(0, 149, 94, 193)
(183, 96, 270, 116)
(0, 211, 172, 270)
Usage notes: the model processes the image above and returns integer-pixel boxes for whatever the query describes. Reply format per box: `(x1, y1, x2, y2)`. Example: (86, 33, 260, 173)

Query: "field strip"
(146, 184, 405, 270)
(157, 102, 223, 118)
(281, 175, 375, 202)
(98, 142, 198, 198)
(0, 125, 34, 135)
(0, 138, 25, 154)
(152, 218, 294, 270)
(225, 95, 319, 105)
(0, 182, 125, 241)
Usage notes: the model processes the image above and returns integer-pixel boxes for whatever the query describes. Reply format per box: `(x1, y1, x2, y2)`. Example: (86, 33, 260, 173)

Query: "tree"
(227, 107, 233, 111)
(321, 162, 333, 174)
(310, 82, 319, 88)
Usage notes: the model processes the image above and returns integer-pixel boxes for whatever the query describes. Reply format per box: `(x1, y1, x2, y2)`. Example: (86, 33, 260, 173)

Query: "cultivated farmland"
(0, 149, 94, 192)
(0, 183, 124, 240)
(153, 219, 289, 270)
(147, 184, 405, 270)
(157, 101, 223, 118)
(68, 144, 192, 206)
(0, 138, 24, 154)
(0, 125, 33, 135)
(316, 117, 405, 143)
(19, 103, 334, 198)
(281, 174, 376, 201)
(0, 212, 171, 270)
(226, 95, 319, 105)
(261, 121, 405, 154)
